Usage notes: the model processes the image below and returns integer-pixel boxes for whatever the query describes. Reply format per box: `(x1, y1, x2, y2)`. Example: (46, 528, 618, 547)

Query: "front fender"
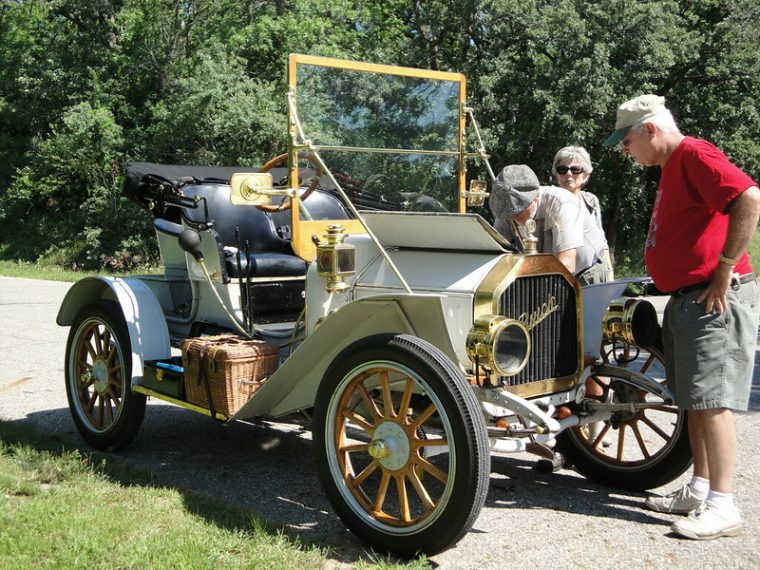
(232, 293, 458, 420)
(57, 277, 171, 385)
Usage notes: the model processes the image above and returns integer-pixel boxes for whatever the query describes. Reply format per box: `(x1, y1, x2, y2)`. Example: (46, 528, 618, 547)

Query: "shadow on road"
(0, 401, 685, 565)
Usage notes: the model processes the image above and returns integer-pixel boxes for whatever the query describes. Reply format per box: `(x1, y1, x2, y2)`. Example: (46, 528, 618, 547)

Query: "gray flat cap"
(489, 164, 540, 220)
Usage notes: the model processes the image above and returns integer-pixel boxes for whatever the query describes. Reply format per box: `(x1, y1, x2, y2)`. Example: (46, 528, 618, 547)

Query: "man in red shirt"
(603, 94, 760, 540)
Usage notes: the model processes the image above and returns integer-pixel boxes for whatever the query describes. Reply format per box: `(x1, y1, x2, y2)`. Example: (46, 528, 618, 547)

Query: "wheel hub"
(92, 359, 109, 394)
(370, 421, 410, 470)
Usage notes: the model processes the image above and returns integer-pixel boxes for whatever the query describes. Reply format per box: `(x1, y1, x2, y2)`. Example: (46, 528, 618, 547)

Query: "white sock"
(689, 476, 709, 499)
(706, 489, 734, 511)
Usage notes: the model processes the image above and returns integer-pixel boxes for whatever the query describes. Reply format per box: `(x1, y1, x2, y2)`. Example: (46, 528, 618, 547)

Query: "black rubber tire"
(557, 343, 692, 491)
(312, 334, 490, 558)
(65, 300, 146, 450)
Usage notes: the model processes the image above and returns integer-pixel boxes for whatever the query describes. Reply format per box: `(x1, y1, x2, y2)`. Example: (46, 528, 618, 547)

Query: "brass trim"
(293, 219, 366, 263)
(473, 252, 585, 397)
(289, 53, 466, 82)
(287, 53, 469, 261)
(132, 385, 229, 421)
(505, 375, 578, 397)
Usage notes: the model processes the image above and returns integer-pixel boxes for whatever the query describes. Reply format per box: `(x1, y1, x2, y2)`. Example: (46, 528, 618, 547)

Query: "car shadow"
(487, 454, 673, 527)
(7, 404, 689, 563)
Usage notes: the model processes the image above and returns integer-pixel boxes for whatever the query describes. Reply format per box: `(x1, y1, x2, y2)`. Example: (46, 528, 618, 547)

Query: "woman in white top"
(551, 145, 614, 281)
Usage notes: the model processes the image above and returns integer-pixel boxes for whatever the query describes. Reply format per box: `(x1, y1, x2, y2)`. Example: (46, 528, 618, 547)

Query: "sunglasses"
(555, 165, 584, 175)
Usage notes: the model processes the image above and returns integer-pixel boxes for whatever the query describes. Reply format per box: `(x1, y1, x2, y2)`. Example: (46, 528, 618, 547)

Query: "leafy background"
(0, 0, 758, 271)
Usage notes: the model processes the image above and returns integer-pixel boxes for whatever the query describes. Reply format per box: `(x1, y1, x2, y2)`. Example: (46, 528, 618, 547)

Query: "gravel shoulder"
(1, 276, 759, 569)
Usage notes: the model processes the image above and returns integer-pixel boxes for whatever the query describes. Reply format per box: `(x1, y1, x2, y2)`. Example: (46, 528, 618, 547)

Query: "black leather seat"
(178, 184, 350, 279)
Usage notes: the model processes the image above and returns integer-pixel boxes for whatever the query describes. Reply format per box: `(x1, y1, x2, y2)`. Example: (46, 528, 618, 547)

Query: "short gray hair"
(633, 108, 680, 134)
(552, 146, 593, 175)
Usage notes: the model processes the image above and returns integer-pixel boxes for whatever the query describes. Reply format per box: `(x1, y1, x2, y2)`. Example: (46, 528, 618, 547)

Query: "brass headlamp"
(602, 297, 658, 346)
(466, 315, 531, 377)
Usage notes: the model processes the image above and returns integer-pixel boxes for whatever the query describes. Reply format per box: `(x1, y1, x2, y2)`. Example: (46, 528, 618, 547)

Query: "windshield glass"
(291, 57, 465, 213)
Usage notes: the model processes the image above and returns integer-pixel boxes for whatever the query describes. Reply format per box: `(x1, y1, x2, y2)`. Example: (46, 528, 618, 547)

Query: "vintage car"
(56, 54, 691, 557)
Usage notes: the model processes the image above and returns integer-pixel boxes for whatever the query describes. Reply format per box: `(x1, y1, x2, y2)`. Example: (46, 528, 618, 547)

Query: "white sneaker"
(645, 484, 705, 514)
(671, 503, 743, 540)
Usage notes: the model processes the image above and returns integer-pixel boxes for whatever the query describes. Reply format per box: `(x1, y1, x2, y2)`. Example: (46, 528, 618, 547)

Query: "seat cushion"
(224, 251, 307, 278)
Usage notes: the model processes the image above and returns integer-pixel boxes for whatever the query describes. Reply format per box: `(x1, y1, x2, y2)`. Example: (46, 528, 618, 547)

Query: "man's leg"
(689, 408, 736, 493)
(687, 410, 710, 481)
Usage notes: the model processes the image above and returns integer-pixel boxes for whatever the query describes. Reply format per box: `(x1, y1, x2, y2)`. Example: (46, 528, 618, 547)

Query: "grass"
(0, 260, 162, 282)
(0, 421, 431, 570)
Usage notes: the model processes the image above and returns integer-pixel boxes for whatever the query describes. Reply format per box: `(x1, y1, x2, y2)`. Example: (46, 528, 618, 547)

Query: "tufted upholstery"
(179, 183, 350, 279)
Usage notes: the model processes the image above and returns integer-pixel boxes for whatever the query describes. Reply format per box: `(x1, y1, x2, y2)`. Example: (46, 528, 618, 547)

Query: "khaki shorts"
(662, 278, 760, 411)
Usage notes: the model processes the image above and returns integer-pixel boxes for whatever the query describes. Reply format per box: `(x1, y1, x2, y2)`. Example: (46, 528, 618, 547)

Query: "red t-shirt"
(644, 136, 756, 292)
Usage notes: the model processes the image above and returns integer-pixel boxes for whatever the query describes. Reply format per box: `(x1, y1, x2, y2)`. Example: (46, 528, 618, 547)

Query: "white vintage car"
(57, 54, 691, 557)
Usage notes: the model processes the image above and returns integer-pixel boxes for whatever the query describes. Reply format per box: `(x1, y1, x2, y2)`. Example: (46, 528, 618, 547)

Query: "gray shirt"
(493, 185, 608, 273)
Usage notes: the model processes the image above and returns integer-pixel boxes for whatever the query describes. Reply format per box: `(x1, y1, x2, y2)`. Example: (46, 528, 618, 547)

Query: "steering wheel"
(256, 152, 323, 212)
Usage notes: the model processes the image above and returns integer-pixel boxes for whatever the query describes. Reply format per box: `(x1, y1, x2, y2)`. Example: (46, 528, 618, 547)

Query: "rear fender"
(231, 294, 457, 420)
(56, 277, 171, 385)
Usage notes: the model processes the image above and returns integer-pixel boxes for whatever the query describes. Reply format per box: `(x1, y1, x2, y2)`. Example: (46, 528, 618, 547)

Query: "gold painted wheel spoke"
(85, 337, 98, 360)
(379, 370, 395, 418)
(650, 405, 679, 414)
(631, 422, 651, 459)
(106, 344, 117, 364)
(408, 465, 435, 511)
(351, 461, 379, 488)
(415, 437, 448, 449)
(615, 424, 626, 460)
(108, 387, 121, 407)
(357, 383, 382, 423)
(97, 395, 105, 426)
(590, 424, 611, 449)
(93, 329, 103, 355)
(395, 474, 412, 523)
(416, 457, 448, 484)
(342, 410, 375, 433)
(397, 379, 414, 423)
(105, 396, 115, 422)
(373, 470, 392, 513)
(340, 442, 369, 454)
(409, 403, 436, 431)
(641, 415, 671, 441)
(639, 353, 656, 373)
(85, 391, 98, 412)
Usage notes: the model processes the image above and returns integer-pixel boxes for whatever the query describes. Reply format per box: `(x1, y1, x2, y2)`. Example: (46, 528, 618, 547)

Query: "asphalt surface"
(1, 275, 759, 569)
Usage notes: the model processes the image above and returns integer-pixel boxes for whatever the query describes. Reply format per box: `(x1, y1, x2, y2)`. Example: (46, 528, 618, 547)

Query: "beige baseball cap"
(603, 94, 666, 147)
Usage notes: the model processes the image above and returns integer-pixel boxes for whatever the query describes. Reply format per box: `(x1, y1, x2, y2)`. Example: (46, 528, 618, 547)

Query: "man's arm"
(556, 249, 577, 273)
(699, 186, 760, 313)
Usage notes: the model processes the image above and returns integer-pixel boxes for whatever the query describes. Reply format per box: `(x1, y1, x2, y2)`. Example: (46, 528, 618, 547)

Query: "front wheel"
(313, 334, 490, 558)
(557, 340, 691, 490)
(65, 300, 146, 450)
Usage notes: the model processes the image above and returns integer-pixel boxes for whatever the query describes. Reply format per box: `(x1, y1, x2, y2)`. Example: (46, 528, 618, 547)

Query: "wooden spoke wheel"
(313, 334, 489, 558)
(65, 301, 145, 450)
(558, 340, 692, 490)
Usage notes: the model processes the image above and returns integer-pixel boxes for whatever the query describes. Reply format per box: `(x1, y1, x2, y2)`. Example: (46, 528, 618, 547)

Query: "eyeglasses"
(555, 165, 584, 175)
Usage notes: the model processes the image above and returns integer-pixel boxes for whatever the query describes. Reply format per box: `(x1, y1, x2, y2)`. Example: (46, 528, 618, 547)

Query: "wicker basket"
(181, 334, 278, 417)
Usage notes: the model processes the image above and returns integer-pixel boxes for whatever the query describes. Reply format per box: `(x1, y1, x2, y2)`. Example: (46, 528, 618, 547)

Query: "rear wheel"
(313, 334, 489, 558)
(65, 300, 146, 450)
(558, 341, 691, 490)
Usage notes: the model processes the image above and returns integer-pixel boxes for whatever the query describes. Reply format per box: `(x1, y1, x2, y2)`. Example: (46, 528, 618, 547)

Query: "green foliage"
(0, 0, 758, 268)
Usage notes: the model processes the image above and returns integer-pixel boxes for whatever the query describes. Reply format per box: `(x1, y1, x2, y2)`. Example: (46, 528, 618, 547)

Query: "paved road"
(1, 276, 759, 569)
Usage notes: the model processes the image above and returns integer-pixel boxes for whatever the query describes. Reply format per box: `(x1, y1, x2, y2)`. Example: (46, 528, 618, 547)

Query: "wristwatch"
(719, 252, 739, 266)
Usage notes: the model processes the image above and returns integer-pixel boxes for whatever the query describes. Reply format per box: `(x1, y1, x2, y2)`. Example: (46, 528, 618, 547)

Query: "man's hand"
(697, 262, 733, 313)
